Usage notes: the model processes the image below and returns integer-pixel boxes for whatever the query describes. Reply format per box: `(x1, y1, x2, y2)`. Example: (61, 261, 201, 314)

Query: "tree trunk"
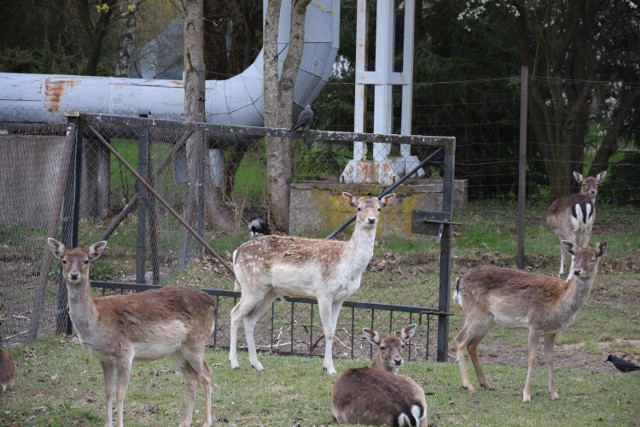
(114, 0, 142, 77)
(264, 0, 310, 231)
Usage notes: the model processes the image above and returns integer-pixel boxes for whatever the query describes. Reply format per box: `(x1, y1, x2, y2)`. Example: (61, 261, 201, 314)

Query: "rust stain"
(45, 78, 78, 112)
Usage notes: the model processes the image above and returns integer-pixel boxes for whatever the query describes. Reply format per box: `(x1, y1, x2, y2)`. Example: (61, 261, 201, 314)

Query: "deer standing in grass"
(332, 324, 428, 426)
(547, 171, 606, 276)
(229, 192, 396, 375)
(0, 347, 15, 396)
(48, 238, 216, 427)
(451, 240, 607, 402)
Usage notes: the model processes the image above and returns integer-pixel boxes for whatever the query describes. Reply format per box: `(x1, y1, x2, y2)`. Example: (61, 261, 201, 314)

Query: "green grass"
(2, 336, 639, 426)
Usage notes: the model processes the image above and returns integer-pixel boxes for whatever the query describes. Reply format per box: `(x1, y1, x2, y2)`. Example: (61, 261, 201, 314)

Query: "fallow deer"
(332, 324, 428, 426)
(547, 171, 606, 276)
(229, 192, 396, 375)
(47, 238, 216, 427)
(451, 240, 607, 402)
(0, 347, 15, 395)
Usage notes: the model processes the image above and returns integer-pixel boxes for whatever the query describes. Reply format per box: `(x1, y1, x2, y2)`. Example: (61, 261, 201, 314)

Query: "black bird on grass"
(290, 105, 314, 132)
(249, 219, 271, 238)
(606, 354, 640, 372)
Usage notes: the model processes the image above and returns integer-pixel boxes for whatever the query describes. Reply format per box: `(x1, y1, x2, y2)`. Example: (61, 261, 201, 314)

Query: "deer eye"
(357, 207, 362, 211)
(379, 345, 386, 351)
(62, 260, 67, 265)
(377, 208, 381, 211)
(84, 260, 89, 265)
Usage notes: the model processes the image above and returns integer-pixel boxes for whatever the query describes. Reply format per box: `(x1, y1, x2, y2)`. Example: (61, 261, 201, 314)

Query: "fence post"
(136, 111, 150, 284)
(437, 139, 455, 362)
(56, 115, 83, 335)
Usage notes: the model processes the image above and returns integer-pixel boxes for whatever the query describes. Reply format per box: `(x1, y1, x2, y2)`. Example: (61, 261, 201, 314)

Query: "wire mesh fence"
(1, 76, 638, 365)
(0, 109, 455, 364)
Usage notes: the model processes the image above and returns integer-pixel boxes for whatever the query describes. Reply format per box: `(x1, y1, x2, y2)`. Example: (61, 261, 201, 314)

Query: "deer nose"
(367, 217, 376, 224)
(574, 269, 582, 277)
(393, 357, 403, 366)
(69, 273, 79, 281)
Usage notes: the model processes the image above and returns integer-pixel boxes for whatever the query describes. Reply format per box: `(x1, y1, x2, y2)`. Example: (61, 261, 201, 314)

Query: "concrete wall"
(289, 180, 468, 236)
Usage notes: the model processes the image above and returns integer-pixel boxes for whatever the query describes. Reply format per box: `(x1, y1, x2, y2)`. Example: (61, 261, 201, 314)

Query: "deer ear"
(342, 192, 357, 208)
(47, 238, 65, 260)
(363, 328, 380, 346)
(596, 242, 607, 257)
(596, 171, 607, 182)
(573, 171, 584, 183)
(380, 193, 396, 207)
(399, 324, 417, 342)
(89, 241, 108, 261)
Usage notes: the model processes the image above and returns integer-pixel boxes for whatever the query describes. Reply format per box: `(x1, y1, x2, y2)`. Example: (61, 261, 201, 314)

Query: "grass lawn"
(2, 336, 639, 427)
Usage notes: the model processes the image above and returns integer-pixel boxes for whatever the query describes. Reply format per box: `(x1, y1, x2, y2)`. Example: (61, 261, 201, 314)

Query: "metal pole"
(437, 139, 455, 362)
(517, 66, 529, 269)
(135, 111, 150, 284)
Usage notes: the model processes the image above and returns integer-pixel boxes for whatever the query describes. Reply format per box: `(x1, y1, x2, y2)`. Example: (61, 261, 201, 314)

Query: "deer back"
(454, 241, 607, 331)
(48, 239, 216, 360)
(332, 325, 427, 426)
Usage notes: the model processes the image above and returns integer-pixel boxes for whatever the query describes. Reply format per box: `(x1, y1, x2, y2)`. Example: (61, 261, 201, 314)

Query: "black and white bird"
(290, 104, 314, 132)
(606, 354, 640, 372)
(249, 219, 271, 238)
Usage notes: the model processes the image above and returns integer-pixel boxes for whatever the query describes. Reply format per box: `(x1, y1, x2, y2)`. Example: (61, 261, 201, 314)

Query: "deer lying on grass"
(332, 324, 428, 426)
(547, 171, 606, 276)
(451, 240, 607, 402)
(0, 347, 15, 396)
(47, 238, 216, 427)
(229, 192, 396, 375)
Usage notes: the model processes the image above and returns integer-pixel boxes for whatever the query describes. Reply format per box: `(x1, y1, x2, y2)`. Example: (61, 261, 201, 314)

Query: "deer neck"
(345, 222, 378, 272)
(559, 274, 596, 317)
(65, 280, 99, 340)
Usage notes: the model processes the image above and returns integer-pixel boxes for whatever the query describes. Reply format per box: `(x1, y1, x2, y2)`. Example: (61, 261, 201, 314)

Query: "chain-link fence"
(0, 109, 456, 364)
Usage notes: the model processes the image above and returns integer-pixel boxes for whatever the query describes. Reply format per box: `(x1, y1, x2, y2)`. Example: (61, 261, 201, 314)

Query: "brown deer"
(451, 240, 607, 402)
(0, 347, 15, 396)
(47, 238, 216, 427)
(547, 171, 606, 276)
(332, 324, 428, 426)
(229, 192, 396, 375)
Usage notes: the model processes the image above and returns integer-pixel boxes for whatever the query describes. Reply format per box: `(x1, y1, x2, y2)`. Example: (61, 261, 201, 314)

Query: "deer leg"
(523, 328, 541, 403)
(179, 349, 213, 427)
(229, 293, 264, 370)
(317, 297, 337, 375)
(114, 356, 133, 427)
(171, 353, 199, 427)
(452, 329, 475, 393)
(558, 240, 566, 276)
(100, 361, 116, 427)
(544, 333, 559, 400)
(468, 337, 493, 390)
(244, 292, 277, 371)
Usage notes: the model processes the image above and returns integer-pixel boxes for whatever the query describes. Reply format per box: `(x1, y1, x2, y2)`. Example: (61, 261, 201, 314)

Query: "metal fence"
(0, 110, 456, 364)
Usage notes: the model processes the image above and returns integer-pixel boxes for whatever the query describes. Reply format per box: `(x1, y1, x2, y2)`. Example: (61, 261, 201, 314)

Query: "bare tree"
(114, 0, 144, 77)
(180, 0, 233, 258)
(264, 0, 311, 231)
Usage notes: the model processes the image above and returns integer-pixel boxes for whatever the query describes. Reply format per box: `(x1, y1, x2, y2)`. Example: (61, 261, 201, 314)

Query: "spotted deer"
(0, 347, 15, 396)
(547, 171, 606, 276)
(332, 324, 428, 426)
(229, 192, 396, 375)
(451, 240, 607, 402)
(47, 238, 216, 427)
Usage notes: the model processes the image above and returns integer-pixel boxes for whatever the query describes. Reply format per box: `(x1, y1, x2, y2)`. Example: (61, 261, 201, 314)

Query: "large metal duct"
(0, 0, 340, 128)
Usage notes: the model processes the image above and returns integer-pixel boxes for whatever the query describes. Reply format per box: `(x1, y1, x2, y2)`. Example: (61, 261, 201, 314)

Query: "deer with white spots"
(332, 324, 428, 426)
(547, 171, 606, 276)
(47, 238, 216, 427)
(229, 192, 396, 375)
(451, 240, 607, 402)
